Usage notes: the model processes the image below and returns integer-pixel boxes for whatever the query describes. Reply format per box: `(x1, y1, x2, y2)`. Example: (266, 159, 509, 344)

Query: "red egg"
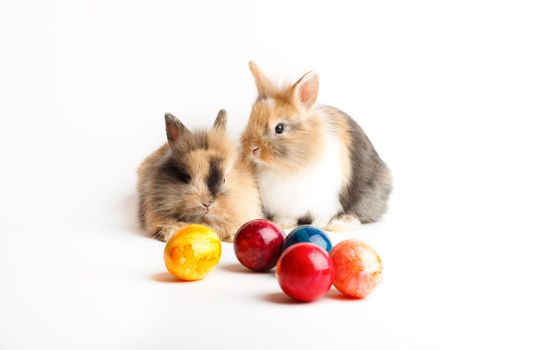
(330, 240, 383, 298)
(276, 243, 334, 302)
(233, 219, 285, 271)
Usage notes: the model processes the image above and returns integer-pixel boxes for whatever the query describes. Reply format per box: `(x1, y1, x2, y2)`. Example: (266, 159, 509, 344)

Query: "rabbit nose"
(201, 200, 214, 208)
(201, 199, 215, 210)
(250, 145, 259, 154)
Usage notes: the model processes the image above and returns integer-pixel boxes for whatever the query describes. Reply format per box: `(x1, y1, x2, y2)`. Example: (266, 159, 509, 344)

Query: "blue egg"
(283, 226, 332, 252)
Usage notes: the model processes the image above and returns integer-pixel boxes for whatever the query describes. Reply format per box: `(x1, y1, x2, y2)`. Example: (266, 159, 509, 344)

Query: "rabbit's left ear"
(291, 71, 319, 110)
(165, 113, 191, 147)
(249, 61, 276, 99)
(212, 109, 227, 131)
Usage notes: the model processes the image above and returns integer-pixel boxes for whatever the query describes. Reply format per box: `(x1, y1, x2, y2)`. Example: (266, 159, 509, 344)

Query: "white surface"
(1, 1, 548, 349)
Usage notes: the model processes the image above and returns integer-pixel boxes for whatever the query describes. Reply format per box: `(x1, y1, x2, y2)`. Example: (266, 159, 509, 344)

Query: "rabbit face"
(241, 62, 325, 174)
(241, 98, 324, 173)
(157, 112, 237, 222)
(161, 150, 228, 220)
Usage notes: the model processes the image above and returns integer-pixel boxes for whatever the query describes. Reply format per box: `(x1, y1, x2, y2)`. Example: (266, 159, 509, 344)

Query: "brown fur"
(242, 63, 347, 178)
(240, 99, 327, 174)
(137, 110, 263, 242)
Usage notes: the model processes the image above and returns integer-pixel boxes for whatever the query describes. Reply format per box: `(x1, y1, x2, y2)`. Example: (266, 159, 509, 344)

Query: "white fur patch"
(263, 98, 276, 107)
(256, 131, 344, 227)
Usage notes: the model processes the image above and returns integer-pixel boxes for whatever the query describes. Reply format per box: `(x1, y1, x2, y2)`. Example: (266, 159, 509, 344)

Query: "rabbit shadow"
(119, 192, 149, 238)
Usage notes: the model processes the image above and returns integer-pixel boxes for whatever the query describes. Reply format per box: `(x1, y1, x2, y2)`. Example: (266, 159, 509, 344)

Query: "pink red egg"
(276, 243, 334, 302)
(233, 219, 285, 271)
(330, 240, 383, 298)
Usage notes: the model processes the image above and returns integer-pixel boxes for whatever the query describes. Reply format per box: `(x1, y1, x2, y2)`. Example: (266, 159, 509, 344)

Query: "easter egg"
(330, 240, 383, 298)
(276, 243, 334, 302)
(234, 219, 285, 271)
(283, 226, 332, 252)
(164, 224, 222, 281)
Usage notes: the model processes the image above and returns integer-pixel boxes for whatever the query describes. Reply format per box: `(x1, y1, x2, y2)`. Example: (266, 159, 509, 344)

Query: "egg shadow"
(260, 292, 302, 305)
(150, 272, 196, 283)
(220, 263, 275, 275)
(325, 288, 363, 301)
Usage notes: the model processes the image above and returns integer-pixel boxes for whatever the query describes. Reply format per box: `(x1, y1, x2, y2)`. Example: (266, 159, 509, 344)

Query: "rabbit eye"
(163, 160, 191, 184)
(275, 123, 285, 134)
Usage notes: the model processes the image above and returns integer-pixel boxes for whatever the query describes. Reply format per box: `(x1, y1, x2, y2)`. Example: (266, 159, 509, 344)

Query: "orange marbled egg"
(164, 224, 221, 281)
(330, 240, 383, 298)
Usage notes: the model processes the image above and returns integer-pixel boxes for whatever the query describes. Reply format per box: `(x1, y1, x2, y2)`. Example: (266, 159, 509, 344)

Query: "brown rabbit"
(137, 110, 262, 242)
(241, 62, 392, 231)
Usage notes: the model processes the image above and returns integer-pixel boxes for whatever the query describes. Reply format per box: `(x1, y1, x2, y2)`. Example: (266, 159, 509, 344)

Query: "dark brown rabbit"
(138, 110, 262, 242)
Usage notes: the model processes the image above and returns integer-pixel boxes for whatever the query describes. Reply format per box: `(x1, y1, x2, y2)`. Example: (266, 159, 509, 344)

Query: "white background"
(1, 0, 547, 349)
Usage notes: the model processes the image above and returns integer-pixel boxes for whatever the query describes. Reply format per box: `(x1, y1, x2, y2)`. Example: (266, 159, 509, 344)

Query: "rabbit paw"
(326, 214, 361, 232)
(275, 217, 298, 230)
(221, 232, 235, 243)
(152, 229, 172, 242)
(215, 226, 235, 243)
(153, 223, 188, 242)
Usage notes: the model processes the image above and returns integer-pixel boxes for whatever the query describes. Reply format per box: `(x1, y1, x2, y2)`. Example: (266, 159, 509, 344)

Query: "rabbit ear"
(164, 113, 191, 148)
(291, 71, 319, 110)
(212, 109, 227, 132)
(249, 61, 276, 98)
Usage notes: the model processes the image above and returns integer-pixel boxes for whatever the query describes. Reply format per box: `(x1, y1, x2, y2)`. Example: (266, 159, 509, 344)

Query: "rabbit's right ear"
(249, 61, 276, 99)
(165, 113, 191, 148)
(212, 109, 227, 132)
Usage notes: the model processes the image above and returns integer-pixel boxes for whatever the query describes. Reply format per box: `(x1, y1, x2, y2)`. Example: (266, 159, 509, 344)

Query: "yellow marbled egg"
(164, 224, 222, 281)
